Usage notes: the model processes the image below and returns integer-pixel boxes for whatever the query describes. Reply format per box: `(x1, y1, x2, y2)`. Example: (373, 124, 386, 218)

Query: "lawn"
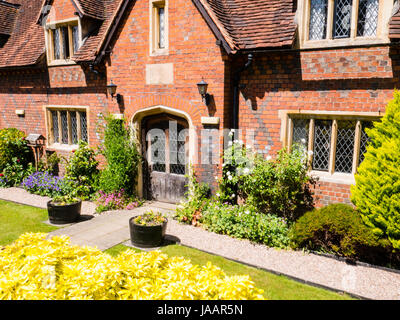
(0, 200, 354, 300)
(0, 200, 58, 246)
(105, 244, 355, 300)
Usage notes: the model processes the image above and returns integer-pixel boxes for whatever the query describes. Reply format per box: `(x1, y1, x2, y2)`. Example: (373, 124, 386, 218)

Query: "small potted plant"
(129, 210, 168, 248)
(47, 194, 82, 225)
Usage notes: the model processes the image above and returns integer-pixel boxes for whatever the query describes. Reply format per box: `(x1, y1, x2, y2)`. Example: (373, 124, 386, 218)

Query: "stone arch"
(131, 105, 198, 199)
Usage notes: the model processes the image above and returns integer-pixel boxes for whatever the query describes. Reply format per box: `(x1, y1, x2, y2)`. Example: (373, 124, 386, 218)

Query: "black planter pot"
(47, 200, 82, 225)
(129, 217, 168, 248)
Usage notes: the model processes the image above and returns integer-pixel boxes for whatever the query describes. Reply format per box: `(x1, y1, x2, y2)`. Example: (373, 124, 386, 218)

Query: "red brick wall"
(237, 45, 399, 206)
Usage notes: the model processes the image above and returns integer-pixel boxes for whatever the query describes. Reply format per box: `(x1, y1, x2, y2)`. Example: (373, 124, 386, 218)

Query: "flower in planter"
(133, 211, 166, 226)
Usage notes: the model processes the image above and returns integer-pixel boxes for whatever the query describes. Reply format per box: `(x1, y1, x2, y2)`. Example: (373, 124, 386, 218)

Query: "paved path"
(1, 187, 400, 300)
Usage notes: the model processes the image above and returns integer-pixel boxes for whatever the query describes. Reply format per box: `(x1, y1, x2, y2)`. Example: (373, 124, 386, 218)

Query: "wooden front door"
(142, 114, 189, 203)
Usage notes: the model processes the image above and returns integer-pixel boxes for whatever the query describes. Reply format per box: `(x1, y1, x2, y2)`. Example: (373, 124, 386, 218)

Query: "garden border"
(180, 243, 370, 301)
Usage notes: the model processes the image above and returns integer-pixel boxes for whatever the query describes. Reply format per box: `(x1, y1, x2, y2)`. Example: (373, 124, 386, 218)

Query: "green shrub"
(239, 144, 315, 223)
(202, 203, 290, 248)
(351, 91, 400, 249)
(289, 204, 400, 267)
(64, 141, 100, 199)
(0, 128, 33, 172)
(98, 114, 141, 196)
(174, 169, 210, 226)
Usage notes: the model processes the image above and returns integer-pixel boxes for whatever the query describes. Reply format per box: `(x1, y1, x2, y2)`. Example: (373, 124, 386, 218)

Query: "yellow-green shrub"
(0, 233, 264, 300)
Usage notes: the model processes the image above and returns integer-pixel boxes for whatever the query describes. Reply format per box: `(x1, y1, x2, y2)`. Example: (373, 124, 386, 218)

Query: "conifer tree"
(351, 91, 400, 249)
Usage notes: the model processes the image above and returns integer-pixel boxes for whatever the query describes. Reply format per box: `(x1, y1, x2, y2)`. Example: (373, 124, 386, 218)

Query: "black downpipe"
(232, 53, 253, 129)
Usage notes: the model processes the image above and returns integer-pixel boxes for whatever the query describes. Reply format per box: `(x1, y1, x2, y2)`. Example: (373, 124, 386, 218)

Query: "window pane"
(158, 7, 166, 48)
(72, 25, 79, 54)
(313, 120, 332, 171)
(309, 0, 328, 40)
(359, 121, 373, 165)
(333, 0, 352, 38)
(170, 124, 186, 175)
(60, 111, 69, 144)
(357, 0, 379, 37)
(79, 111, 88, 143)
(292, 118, 309, 150)
(61, 26, 70, 59)
(70, 111, 78, 144)
(150, 133, 166, 173)
(53, 29, 61, 60)
(335, 120, 356, 173)
(51, 111, 59, 143)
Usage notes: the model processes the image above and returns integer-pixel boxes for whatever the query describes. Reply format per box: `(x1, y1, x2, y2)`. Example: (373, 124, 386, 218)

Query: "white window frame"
(279, 110, 382, 184)
(44, 106, 89, 151)
(149, 0, 169, 56)
(45, 18, 82, 66)
(297, 0, 394, 49)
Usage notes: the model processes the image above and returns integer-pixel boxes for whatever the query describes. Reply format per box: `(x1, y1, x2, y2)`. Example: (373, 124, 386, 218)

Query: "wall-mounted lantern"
(197, 79, 211, 106)
(107, 80, 122, 104)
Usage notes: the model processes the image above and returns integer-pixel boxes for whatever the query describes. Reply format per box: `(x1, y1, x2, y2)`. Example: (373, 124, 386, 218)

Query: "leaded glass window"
(158, 7, 166, 49)
(51, 110, 59, 143)
(333, 0, 353, 39)
(48, 109, 88, 146)
(357, 0, 379, 37)
(53, 28, 61, 60)
(151, 133, 166, 173)
(72, 25, 80, 54)
(169, 124, 186, 175)
(309, 0, 328, 40)
(313, 120, 332, 171)
(290, 116, 379, 175)
(335, 120, 356, 173)
(292, 118, 310, 149)
(359, 121, 373, 164)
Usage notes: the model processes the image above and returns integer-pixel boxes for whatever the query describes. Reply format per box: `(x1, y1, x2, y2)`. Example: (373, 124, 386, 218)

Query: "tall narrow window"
(333, 0, 353, 39)
(357, 0, 379, 37)
(53, 28, 61, 60)
(151, 1, 167, 53)
(313, 120, 332, 171)
(61, 26, 70, 59)
(72, 25, 80, 54)
(158, 7, 166, 49)
(309, 0, 328, 40)
(335, 120, 356, 173)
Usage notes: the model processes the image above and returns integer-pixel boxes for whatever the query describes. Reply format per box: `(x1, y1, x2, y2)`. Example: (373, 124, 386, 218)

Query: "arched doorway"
(140, 112, 190, 203)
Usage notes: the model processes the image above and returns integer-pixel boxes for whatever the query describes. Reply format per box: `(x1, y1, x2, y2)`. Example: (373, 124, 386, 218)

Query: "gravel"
(1, 187, 400, 300)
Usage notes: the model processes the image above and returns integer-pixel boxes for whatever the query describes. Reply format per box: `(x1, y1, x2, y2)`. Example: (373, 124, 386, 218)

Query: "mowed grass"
(0, 199, 58, 246)
(105, 244, 355, 300)
(0, 199, 354, 300)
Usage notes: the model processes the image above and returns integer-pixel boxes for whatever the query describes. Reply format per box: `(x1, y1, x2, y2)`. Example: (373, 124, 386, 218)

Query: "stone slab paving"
(1, 187, 400, 300)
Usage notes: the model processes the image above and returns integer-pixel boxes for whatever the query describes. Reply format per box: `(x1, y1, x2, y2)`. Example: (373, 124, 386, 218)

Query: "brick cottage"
(0, 0, 399, 205)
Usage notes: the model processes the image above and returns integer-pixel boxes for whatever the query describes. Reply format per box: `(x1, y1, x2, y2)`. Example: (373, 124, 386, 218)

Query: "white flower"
(245, 210, 250, 215)
(228, 131, 234, 137)
(215, 176, 219, 180)
(231, 193, 235, 198)
(308, 150, 314, 156)
(266, 155, 272, 161)
(228, 141, 233, 146)
(226, 171, 231, 176)
(216, 193, 220, 197)
(243, 167, 250, 174)
(301, 138, 306, 144)
(228, 175, 233, 181)
(234, 139, 239, 144)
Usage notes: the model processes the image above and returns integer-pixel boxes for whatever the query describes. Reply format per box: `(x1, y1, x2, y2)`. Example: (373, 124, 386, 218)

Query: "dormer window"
(46, 19, 81, 65)
(300, 0, 393, 48)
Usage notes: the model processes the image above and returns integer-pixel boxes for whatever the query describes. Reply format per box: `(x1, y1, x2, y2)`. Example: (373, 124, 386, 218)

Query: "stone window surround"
(279, 109, 382, 184)
(149, 0, 169, 56)
(43, 105, 89, 151)
(296, 0, 394, 49)
(44, 17, 82, 67)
